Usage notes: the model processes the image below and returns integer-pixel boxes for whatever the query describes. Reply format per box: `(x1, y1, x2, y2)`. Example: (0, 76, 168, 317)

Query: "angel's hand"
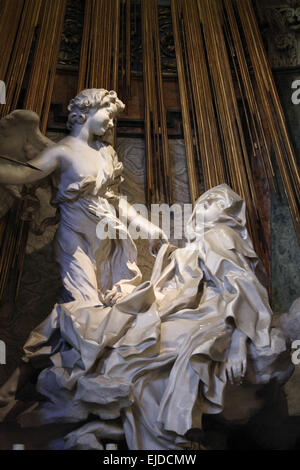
(148, 229, 169, 257)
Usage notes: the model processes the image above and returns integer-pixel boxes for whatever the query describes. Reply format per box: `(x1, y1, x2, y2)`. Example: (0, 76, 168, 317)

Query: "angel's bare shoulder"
(43, 141, 74, 162)
(53, 136, 85, 159)
(28, 142, 73, 175)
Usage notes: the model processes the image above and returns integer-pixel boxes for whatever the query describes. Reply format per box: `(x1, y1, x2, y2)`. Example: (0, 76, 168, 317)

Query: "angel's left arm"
(118, 196, 167, 238)
(105, 146, 169, 254)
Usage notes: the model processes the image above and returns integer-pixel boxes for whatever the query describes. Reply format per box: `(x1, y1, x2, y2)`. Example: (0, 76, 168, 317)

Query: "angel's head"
(67, 89, 125, 136)
(186, 184, 247, 242)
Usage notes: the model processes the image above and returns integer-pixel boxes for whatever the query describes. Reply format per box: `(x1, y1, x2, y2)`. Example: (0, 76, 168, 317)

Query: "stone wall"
(254, 0, 300, 312)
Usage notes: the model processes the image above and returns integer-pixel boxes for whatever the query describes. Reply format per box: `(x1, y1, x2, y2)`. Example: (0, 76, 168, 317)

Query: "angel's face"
(194, 193, 226, 225)
(87, 99, 114, 136)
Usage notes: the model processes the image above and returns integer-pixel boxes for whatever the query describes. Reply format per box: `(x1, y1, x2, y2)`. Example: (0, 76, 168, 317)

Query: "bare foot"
(103, 289, 125, 306)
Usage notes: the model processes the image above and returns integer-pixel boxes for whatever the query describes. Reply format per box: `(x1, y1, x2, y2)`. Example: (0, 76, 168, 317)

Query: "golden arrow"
(0, 154, 42, 171)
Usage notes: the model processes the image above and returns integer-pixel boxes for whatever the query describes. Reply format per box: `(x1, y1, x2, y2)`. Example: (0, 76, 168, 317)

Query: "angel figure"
(0, 89, 167, 306)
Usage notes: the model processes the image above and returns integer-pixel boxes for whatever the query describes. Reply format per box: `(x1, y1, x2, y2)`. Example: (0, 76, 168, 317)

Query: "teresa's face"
(194, 194, 226, 225)
(88, 100, 114, 136)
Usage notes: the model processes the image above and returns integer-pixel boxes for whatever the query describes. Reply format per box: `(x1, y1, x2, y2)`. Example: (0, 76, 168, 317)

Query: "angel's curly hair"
(67, 88, 124, 130)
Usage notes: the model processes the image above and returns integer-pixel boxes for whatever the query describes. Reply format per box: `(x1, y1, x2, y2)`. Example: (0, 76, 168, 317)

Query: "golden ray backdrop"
(168, 0, 300, 265)
(23, 0, 67, 133)
(0, 0, 43, 119)
(141, 0, 172, 205)
(173, 0, 263, 253)
(121, 0, 132, 102)
(0, 0, 299, 300)
(0, 0, 67, 300)
(78, 0, 120, 92)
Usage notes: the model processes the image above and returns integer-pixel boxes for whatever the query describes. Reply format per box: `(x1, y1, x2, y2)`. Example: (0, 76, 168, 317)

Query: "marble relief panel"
(255, 0, 300, 68)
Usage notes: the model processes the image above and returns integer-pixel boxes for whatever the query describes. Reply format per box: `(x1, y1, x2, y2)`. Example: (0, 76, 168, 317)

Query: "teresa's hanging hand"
(223, 329, 248, 386)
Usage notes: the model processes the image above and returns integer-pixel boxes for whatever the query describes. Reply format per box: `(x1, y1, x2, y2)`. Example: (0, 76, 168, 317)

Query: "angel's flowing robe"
(53, 142, 141, 304)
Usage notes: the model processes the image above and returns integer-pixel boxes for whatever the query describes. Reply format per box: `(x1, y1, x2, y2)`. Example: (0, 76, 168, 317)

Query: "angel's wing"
(0, 110, 55, 217)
